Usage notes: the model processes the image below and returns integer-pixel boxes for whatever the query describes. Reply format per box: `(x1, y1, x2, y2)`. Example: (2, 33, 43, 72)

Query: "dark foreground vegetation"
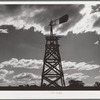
(1, 80, 100, 90)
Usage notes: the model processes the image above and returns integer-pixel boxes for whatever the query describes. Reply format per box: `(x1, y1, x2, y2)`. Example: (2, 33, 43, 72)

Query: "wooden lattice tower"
(41, 14, 68, 87)
(41, 35, 65, 87)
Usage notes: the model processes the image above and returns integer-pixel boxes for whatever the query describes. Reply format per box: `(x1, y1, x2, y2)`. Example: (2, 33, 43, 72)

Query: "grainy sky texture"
(0, 4, 100, 86)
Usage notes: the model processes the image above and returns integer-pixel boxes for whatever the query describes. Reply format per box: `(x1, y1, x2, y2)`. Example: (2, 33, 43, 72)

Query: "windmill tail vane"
(49, 14, 69, 26)
(49, 14, 69, 36)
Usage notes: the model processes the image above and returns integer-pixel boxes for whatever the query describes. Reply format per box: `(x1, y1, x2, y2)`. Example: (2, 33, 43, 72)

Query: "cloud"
(0, 77, 15, 86)
(62, 61, 76, 70)
(62, 61, 100, 71)
(0, 29, 8, 33)
(0, 78, 10, 83)
(15, 79, 41, 86)
(93, 18, 100, 27)
(33, 5, 84, 34)
(65, 73, 89, 80)
(94, 41, 99, 45)
(9, 71, 14, 75)
(0, 5, 46, 32)
(95, 76, 100, 79)
(1, 4, 100, 35)
(0, 5, 84, 35)
(66, 4, 100, 35)
(0, 4, 100, 35)
(1, 58, 99, 71)
(32, 4, 100, 35)
(13, 72, 41, 86)
(13, 72, 41, 80)
(0, 69, 41, 86)
(0, 69, 14, 78)
(0, 58, 99, 86)
(0, 69, 14, 85)
(85, 83, 94, 86)
(91, 4, 100, 13)
(1, 58, 43, 69)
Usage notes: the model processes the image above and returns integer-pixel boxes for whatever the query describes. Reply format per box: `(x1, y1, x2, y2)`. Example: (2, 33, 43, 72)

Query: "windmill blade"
(59, 14, 68, 24)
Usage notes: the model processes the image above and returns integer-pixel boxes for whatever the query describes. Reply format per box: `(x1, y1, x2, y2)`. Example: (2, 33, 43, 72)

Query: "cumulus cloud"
(95, 76, 100, 79)
(0, 69, 14, 85)
(13, 72, 41, 86)
(0, 29, 8, 33)
(0, 77, 15, 84)
(94, 41, 99, 45)
(62, 61, 100, 71)
(13, 72, 41, 80)
(0, 58, 99, 86)
(0, 78, 10, 84)
(62, 61, 76, 70)
(65, 73, 89, 80)
(1, 58, 43, 69)
(0, 58, 99, 71)
(14, 79, 41, 86)
(0, 69, 14, 78)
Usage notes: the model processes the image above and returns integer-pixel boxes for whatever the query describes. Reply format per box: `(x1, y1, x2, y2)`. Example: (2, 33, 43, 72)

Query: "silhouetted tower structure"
(41, 14, 68, 87)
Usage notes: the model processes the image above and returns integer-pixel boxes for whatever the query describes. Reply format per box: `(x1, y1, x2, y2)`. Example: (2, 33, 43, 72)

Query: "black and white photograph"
(0, 1, 100, 91)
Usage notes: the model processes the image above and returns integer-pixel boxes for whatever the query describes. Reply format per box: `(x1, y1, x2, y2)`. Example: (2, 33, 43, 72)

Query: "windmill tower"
(41, 14, 68, 87)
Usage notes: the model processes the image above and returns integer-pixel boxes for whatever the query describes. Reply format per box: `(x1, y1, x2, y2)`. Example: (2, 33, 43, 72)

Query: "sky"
(0, 4, 100, 86)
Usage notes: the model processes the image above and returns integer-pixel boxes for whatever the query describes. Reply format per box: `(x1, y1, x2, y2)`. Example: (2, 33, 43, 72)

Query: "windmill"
(41, 14, 68, 87)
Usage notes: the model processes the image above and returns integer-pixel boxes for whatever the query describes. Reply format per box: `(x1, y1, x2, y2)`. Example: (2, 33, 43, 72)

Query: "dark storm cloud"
(6, 5, 21, 12)
(91, 5, 100, 29)
(93, 18, 100, 27)
(0, 5, 22, 17)
(91, 4, 100, 13)
(0, 25, 45, 62)
(0, 5, 43, 18)
(0, 4, 100, 35)
(0, 5, 85, 35)
(33, 5, 84, 32)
